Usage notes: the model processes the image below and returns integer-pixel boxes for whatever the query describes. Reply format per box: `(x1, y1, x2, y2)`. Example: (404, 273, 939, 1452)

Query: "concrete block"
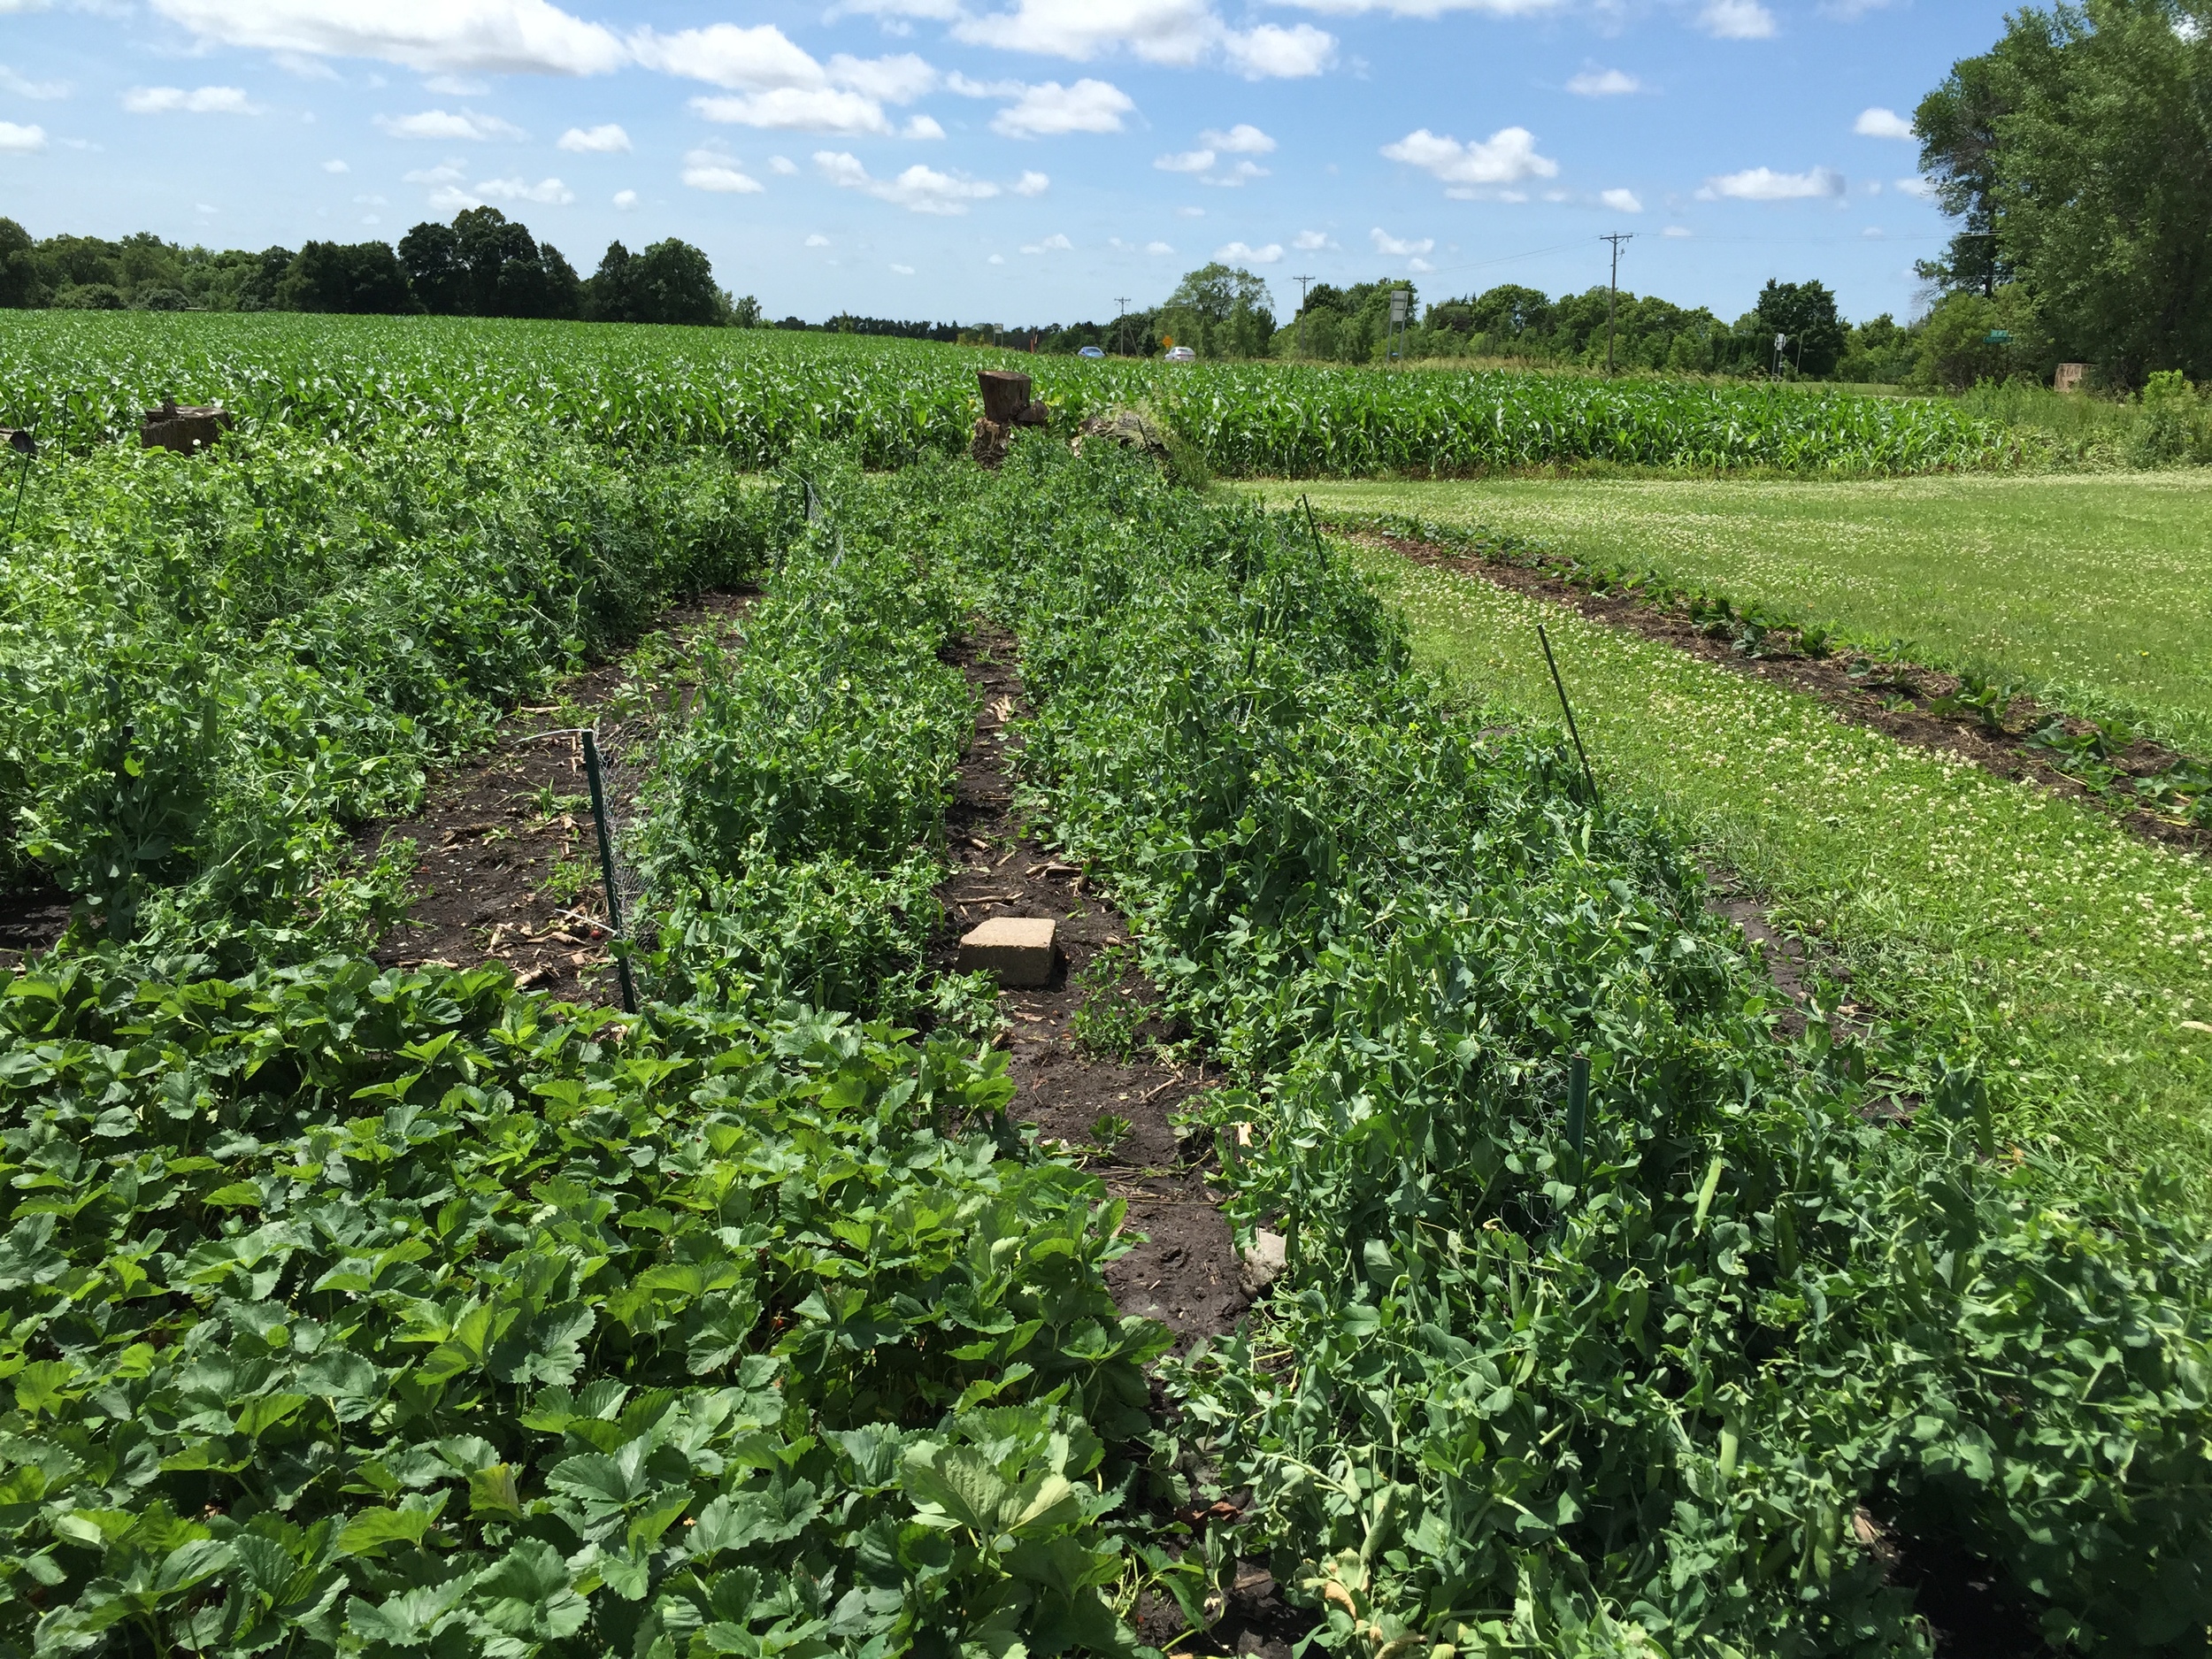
(958, 915, 1056, 987)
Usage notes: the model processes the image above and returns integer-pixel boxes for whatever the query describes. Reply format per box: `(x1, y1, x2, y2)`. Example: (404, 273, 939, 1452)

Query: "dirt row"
(1364, 530, 2211, 863)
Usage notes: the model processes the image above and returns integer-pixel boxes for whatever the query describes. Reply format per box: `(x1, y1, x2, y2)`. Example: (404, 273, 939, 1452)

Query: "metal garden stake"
(4, 427, 38, 544)
(580, 728, 638, 1014)
(1565, 1052, 1590, 1170)
(1537, 623, 1600, 809)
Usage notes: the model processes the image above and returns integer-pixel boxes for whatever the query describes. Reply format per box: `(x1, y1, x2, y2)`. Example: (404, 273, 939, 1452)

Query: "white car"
(1164, 345, 1197, 363)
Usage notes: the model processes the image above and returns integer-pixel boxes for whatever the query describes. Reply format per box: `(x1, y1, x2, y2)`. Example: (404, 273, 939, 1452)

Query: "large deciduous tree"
(1918, 1, 2212, 383)
(1754, 280, 1847, 378)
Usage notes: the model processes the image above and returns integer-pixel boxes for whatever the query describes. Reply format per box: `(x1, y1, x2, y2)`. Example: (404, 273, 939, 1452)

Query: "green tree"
(1914, 50, 2015, 297)
(1160, 263, 1275, 358)
(585, 238, 724, 325)
(0, 218, 38, 308)
(1754, 279, 1847, 378)
(398, 221, 467, 314)
(275, 240, 416, 314)
(1918, 0, 2212, 383)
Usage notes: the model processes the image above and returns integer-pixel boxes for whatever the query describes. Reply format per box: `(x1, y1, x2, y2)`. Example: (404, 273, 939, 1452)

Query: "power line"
(1601, 232, 1633, 374)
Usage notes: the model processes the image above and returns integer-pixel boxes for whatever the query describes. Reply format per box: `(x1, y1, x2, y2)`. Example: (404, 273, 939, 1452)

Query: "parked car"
(1077, 345, 1106, 358)
(1164, 345, 1197, 363)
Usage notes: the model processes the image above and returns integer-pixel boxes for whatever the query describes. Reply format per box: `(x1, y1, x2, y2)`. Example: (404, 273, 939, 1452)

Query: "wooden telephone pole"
(1293, 273, 1315, 357)
(1601, 232, 1634, 375)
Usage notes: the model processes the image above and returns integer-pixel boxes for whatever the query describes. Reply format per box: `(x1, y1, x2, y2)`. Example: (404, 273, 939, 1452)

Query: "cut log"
(141, 399, 234, 456)
(978, 369, 1033, 425)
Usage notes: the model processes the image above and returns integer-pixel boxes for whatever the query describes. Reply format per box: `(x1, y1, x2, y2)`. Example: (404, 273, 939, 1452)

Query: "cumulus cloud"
(0, 65, 70, 100)
(1222, 23, 1334, 77)
(682, 148, 765, 192)
(991, 78, 1133, 135)
(1699, 165, 1845, 200)
(1696, 0, 1776, 38)
(1893, 175, 1935, 198)
(613, 187, 637, 207)
(0, 121, 47, 154)
(890, 261, 916, 273)
(828, 50, 937, 102)
(1855, 106, 1914, 140)
(321, 157, 349, 172)
(478, 173, 573, 203)
(904, 113, 946, 138)
(1371, 226, 1432, 256)
(1215, 239, 1282, 263)
(827, 0, 964, 19)
(123, 85, 259, 113)
(816, 148, 1003, 213)
(1204, 158, 1268, 186)
(634, 27, 948, 134)
(147, 0, 626, 76)
(1381, 126, 1556, 196)
(1020, 231, 1073, 252)
(1601, 187, 1642, 212)
(1145, 239, 1174, 253)
(1267, 0, 1551, 15)
(1566, 66, 1639, 96)
(1292, 227, 1337, 250)
(695, 88, 894, 134)
(376, 107, 524, 140)
(1012, 169, 1049, 194)
(805, 232, 830, 245)
(1203, 122, 1274, 153)
(557, 121, 629, 151)
(955, 0, 1333, 78)
(403, 160, 465, 183)
(1156, 148, 1213, 173)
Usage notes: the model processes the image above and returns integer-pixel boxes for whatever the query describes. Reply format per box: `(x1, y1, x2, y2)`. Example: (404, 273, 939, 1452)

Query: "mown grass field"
(1271, 472, 2212, 752)
(1283, 523, 2212, 1204)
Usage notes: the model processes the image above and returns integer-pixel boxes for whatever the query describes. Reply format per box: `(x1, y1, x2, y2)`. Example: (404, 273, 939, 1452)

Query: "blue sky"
(0, 0, 2013, 326)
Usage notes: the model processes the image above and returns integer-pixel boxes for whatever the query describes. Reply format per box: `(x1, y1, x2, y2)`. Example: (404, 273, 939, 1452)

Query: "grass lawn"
(1256, 472, 2212, 754)
(1305, 532, 2212, 1204)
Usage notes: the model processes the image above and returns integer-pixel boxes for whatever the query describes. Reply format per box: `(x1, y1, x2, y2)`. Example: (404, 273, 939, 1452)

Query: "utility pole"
(1293, 273, 1315, 358)
(1112, 296, 1132, 357)
(1601, 232, 1633, 375)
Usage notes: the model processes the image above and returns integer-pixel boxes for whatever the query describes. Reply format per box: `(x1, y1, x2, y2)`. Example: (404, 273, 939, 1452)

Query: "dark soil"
(933, 631, 1311, 1658)
(363, 591, 754, 1004)
(1370, 532, 2212, 862)
(0, 873, 72, 972)
(929, 633, 1252, 1356)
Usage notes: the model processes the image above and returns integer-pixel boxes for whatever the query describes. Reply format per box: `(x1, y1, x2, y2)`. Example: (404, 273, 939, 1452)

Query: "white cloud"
(629, 23, 820, 88)
(816, 149, 1002, 213)
(376, 108, 524, 140)
(1700, 165, 1845, 200)
(557, 121, 630, 151)
(991, 78, 1133, 136)
(1020, 231, 1073, 252)
(0, 121, 47, 154)
(1215, 240, 1282, 263)
(1409, 256, 1433, 273)
(890, 261, 915, 273)
(1381, 126, 1556, 195)
(477, 173, 573, 204)
(322, 157, 349, 172)
(1696, 0, 1776, 38)
(1267, 0, 1552, 15)
(403, 160, 465, 183)
(1854, 106, 1914, 140)
(1371, 226, 1433, 256)
(1566, 67, 1639, 96)
(613, 187, 637, 208)
(1145, 239, 1174, 253)
(1202, 122, 1274, 154)
(424, 73, 489, 95)
(682, 148, 765, 192)
(1893, 175, 1935, 198)
(769, 155, 798, 174)
(1600, 187, 1642, 212)
(828, 0, 964, 19)
(1223, 22, 1335, 77)
(1292, 227, 1337, 250)
(1156, 148, 1214, 173)
(1175, 204, 1203, 218)
(988, 252, 1005, 263)
(0, 65, 70, 99)
(1011, 169, 1049, 195)
(904, 113, 946, 138)
(123, 85, 259, 114)
(1663, 224, 1693, 237)
(426, 184, 484, 211)
(956, 0, 1332, 77)
(695, 88, 895, 134)
(1862, 225, 1885, 238)
(826, 50, 937, 102)
(805, 232, 830, 245)
(147, 0, 626, 76)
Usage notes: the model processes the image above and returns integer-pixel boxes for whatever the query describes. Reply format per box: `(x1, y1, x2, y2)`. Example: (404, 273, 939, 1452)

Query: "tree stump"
(979, 369, 1050, 428)
(141, 398, 234, 456)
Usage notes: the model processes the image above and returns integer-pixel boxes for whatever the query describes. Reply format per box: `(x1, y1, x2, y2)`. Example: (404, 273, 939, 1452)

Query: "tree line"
(0, 210, 761, 327)
(1916, 0, 2212, 388)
